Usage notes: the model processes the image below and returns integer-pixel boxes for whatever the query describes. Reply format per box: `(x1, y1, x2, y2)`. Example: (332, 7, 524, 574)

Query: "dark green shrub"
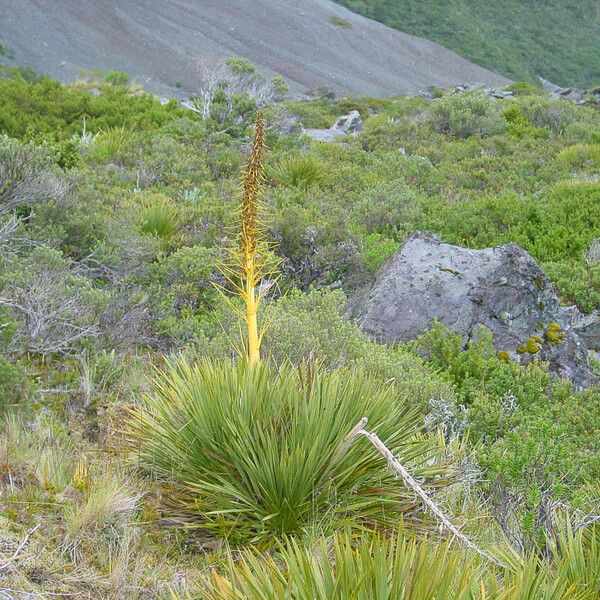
(0, 75, 181, 140)
(504, 104, 548, 139)
(361, 233, 398, 270)
(429, 94, 507, 138)
(0, 357, 32, 408)
(0, 44, 14, 58)
(150, 245, 217, 344)
(104, 70, 130, 86)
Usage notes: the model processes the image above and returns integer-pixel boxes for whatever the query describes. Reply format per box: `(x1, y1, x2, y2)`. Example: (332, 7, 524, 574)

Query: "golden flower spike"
(215, 111, 280, 365)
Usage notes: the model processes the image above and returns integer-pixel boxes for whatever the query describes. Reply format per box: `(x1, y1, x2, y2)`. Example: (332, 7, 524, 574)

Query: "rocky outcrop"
(303, 128, 346, 142)
(425, 80, 586, 103)
(420, 82, 516, 100)
(304, 110, 363, 142)
(277, 114, 303, 136)
(422, 80, 600, 107)
(350, 232, 595, 387)
(540, 78, 600, 106)
(332, 110, 363, 134)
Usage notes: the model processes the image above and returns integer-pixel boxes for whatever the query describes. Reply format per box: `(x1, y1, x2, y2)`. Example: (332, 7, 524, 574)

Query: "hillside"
(1, 56, 600, 596)
(333, 0, 600, 88)
(0, 0, 509, 98)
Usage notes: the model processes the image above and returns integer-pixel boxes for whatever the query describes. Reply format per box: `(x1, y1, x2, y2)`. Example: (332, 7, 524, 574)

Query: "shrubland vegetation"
(1, 61, 600, 596)
(332, 0, 600, 88)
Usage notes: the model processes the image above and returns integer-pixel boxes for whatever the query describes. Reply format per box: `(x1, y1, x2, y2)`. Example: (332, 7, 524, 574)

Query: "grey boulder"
(350, 232, 595, 387)
(303, 128, 346, 142)
(303, 110, 363, 142)
(332, 110, 363, 134)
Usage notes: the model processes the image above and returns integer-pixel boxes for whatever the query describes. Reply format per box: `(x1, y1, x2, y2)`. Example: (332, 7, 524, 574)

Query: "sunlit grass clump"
(138, 195, 180, 241)
(269, 155, 327, 189)
(87, 124, 134, 161)
(128, 359, 449, 546)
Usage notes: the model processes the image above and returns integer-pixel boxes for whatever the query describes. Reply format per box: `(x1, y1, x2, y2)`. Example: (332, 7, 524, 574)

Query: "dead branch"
(0, 523, 40, 573)
(345, 417, 504, 568)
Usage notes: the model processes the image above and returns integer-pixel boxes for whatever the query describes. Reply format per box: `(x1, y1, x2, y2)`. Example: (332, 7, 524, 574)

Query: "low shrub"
(0, 75, 181, 140)
(0, 247, 109, 356)
(104, 70, 130, 86)
(504, 104, 548, 139)
(263, 288, 455, 409)
(542, 261, 600, 314)
(518, 97, 576, 135)
(553, 143, 600, 175)
(505, 82, 544, 96)
(360, 232, 398, 270)
(285, 98, 363, 129)
(0, 135, 66, 216)
(330, 16, 351, 28)
(0, 357, 33, 408)
(350, 180, 423, 237)
(150, 244, 218, 344)
(420, 181, 600, 310)
(418, 323, 600, 548)
(429, 94, 507, 138)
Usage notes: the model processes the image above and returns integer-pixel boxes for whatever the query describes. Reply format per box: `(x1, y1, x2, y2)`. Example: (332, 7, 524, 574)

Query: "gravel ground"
(0, 0, 510, 98)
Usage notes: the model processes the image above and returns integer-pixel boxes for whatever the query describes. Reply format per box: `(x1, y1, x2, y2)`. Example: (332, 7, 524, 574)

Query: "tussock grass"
(87, 124, 135, 161)
(62, 474, 141, 563)
(139, 196, 180, 241)
(0, 416, 201, 598)
(268, 155, 327, 189)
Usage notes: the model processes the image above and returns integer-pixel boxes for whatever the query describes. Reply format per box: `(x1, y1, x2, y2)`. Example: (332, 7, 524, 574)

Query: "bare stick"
(331, 416, 368, 465)
(0, 523, 40, 572)
(347, 418, 504, 568)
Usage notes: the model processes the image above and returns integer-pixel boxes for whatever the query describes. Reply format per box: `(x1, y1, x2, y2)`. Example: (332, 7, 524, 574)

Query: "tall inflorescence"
(217, 111, 279, 365)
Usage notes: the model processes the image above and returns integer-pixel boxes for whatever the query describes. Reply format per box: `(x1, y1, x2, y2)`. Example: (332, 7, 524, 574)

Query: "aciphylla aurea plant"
(128, 111, 459, 548)
(216, 110, 280, 365)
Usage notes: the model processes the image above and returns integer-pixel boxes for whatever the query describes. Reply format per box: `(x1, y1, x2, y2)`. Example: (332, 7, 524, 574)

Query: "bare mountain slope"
(0, 0, 510, 98)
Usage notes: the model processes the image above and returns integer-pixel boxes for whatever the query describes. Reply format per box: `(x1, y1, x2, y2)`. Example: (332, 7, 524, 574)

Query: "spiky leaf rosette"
(127, 359, 452, 547)
(200, 526, 600, 599)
